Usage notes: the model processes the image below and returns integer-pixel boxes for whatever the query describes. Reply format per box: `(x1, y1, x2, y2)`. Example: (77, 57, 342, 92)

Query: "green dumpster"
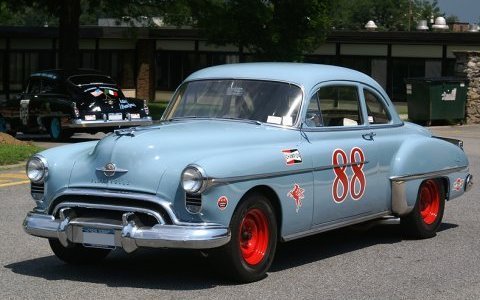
(405, 77, 467, 125)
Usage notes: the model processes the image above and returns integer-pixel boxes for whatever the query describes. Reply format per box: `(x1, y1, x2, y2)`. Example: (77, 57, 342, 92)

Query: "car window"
(307, 85, 363, 127)
(41, 78, 59, 93)
(363, 89, 391, 124)
(27, 78, 41, 94)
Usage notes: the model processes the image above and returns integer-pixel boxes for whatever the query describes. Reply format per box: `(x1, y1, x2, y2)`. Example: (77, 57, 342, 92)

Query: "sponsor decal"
(90, 88, 103, 97)
(453, 178, 464, 191)
(282, 149, 302, 165)
(332, 147, 366, 203)
(217, 196, 228, 210)
(107, 89, 118, 97)
(287, 184, 304, 213)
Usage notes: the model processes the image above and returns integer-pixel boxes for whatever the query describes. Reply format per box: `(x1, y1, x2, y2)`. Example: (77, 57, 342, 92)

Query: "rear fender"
(389, 137, 468, 216)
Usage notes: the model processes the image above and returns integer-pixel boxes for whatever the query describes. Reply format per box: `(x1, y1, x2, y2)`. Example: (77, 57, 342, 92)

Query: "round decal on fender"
(217, 196, 228, 210)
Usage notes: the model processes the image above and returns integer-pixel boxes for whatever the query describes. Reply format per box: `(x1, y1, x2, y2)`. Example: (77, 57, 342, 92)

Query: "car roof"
(185, 63, 383, 93)
(30, 69, 104, 80)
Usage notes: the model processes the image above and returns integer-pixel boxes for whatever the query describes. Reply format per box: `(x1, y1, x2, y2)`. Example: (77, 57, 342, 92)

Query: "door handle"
(362, 132, 376, 141)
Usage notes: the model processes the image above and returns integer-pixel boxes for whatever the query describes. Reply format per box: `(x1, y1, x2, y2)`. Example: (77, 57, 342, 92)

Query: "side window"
(363, 89, 391, 124)
(41, 79, 59, 93)
(313, 85, 363, 127)
(27, 78, 41, 94)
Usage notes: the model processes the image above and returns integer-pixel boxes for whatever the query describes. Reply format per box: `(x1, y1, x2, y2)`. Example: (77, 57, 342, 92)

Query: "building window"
(98, 50, 135, 89)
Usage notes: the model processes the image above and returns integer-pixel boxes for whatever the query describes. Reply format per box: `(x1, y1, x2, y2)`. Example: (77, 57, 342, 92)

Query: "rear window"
(68, 75, 116, 86)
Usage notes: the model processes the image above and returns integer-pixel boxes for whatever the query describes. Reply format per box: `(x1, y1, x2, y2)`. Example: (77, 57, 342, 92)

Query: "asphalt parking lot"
(0, 125, 479, 299)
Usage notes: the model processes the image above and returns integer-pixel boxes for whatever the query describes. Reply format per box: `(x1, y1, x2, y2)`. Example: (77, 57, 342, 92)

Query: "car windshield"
(163, 79, 303, 126)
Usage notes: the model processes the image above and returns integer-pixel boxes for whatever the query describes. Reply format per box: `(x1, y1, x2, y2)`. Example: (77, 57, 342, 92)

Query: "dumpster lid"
(405, 77, 468, 84)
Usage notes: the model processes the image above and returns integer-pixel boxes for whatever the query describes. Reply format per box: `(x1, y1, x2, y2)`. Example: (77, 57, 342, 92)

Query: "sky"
(436, 0, 479, 23)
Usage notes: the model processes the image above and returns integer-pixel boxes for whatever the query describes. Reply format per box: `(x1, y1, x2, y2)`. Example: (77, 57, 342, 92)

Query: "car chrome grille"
(31, 182, 45, 200)
(185, 193, 202, 214)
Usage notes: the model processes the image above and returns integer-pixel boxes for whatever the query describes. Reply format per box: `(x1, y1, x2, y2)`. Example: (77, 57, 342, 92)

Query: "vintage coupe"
(0, 69, 152, 141)
(23, 63, 472, 282)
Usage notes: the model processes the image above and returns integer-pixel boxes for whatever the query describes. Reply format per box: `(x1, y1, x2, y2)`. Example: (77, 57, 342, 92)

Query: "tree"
(2, 0, 167, 71)
(165, 0, 331, 61)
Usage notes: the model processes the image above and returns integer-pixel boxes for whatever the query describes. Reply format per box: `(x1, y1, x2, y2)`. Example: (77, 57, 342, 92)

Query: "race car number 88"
(332, 147, 366, 203)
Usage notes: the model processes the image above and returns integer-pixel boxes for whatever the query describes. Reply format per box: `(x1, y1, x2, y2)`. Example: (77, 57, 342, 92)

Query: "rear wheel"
(217, 193, 277, 283)
(49, 118, 72, 141)
(49, 239, 111, 264)
(401, 179, 445, 239)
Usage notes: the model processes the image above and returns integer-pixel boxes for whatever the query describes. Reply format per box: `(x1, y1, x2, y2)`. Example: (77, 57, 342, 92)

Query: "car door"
(360, 85, 405, 212)
(302, 82, 388, 226)
(19, 77, 42, 128)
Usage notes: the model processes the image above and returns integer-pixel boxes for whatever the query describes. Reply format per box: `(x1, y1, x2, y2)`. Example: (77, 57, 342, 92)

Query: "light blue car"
(23, 63, 473, 282)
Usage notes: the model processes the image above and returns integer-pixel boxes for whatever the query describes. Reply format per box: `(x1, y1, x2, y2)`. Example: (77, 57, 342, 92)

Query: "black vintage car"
(0, 69, 152, 140)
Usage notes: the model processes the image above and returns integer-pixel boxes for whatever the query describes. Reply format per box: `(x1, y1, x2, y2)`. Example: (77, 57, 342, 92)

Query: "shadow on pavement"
(5, 222, 458, 288)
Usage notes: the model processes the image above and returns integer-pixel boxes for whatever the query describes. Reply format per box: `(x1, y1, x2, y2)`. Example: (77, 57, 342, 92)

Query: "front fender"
(33, 141, 98, 212)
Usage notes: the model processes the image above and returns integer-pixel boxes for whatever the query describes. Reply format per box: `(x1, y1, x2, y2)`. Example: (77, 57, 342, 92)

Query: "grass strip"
(0, 144, 44, 165)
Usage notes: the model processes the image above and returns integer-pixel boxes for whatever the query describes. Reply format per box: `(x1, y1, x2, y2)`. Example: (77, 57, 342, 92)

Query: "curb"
(0, 162, 26, 170)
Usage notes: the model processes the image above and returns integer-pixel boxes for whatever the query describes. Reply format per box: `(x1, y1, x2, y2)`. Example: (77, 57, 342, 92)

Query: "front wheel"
(401, 179, 445, 239)
(49, 239, 111, 264)
(217, 193, 277, 283)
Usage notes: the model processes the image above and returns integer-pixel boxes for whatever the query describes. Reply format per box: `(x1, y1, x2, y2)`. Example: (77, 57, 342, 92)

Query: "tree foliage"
(164, 0, 331, 61)
(331, 0, 443, 31)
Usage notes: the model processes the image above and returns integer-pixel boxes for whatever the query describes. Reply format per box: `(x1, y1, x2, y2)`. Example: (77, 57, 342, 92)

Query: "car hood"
(69, 120, 300, 195)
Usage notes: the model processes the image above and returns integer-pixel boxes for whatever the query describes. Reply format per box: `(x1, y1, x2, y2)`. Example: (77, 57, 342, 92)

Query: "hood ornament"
(96, 163, 128, 177)
(115, 127, 136, 137)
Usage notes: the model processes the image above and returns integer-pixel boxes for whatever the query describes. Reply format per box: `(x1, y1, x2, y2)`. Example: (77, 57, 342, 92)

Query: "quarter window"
(363, 89, 391, 124)
(305, 85, 363, 127)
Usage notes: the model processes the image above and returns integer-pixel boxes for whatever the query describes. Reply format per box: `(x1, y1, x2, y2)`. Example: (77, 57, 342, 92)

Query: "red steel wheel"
(216, 192, 277, 282)
(401, 178, 445, 239)
(419, 179, 440, 225)
(239, 208, 270, 265)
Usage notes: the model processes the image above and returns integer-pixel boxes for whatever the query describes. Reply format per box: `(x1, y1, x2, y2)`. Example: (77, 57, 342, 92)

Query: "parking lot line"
(0, 173, 28, 179)
(0, 180, 30, 188)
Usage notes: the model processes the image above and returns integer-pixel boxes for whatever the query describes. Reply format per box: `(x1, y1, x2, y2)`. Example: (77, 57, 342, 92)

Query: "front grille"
(49, 194, 172, 224)
(31, 182, 45, 200)
(186, 193, 202, 214)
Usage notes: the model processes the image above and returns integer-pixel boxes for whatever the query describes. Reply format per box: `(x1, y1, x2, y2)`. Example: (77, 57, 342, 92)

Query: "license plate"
(108, 113, 123, 121)
(84, 114, 96, 121)
(82, 227, 115, 247)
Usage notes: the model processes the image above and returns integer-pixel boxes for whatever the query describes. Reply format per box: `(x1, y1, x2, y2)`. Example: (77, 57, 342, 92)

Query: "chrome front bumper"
(23, 211, 231, 253)
(67, 117, 152, 128)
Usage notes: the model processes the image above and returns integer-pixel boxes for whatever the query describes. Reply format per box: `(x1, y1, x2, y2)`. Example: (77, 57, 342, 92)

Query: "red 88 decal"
(331, 147, 366, 203)
(332, 149, 349, 203)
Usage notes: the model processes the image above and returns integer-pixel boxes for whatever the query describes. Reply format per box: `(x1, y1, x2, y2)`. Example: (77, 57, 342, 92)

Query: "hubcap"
(239, 208, 269, 266)
(419, 180, 440, 225)
(51, 118, 61, 139)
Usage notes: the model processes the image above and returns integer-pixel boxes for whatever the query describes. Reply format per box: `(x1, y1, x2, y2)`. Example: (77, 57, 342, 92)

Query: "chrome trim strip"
(52, 201, 166, 225)
(67, 117, 152, 128)
(283, 211, 390, 241)
(390, 165, 468, 181)
(208, 161, 369, 185)
(465, 174, 473, 192)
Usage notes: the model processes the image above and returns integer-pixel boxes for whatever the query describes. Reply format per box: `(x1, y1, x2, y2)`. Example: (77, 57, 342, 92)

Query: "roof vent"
(468, 24, 480, 32)
(432, 16, 449, 30)
(365, 20, 378, 31)
(417, 20, 429, 31)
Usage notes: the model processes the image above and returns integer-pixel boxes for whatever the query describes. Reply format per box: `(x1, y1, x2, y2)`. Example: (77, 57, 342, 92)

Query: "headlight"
(181, 165, 206, 194)
(26, 156, 48, 183)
